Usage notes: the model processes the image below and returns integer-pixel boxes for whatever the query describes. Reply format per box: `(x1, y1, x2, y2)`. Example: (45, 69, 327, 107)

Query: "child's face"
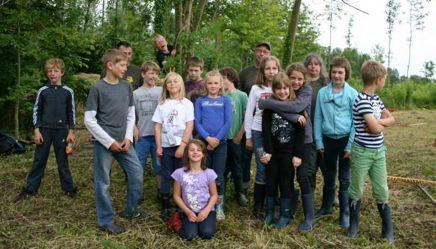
(187, 66, 203, 81)
(205, 75, 221, 96)
(376, 75, 387, 90)
(274, 85, 290, 101)
(165, 75, 182, 96)
(118, 45, 133, 63)
(142, 70, 158, 87)
(46, 67, 64, 85)
(307, 59, 321, 77)
(264, 60, 279, 83)
(155, 37, 168, 51)
(188, 143, 203, 163)
(109, 60, 128, 79)
(289, 70, 305, 91)
(330, 66, 346, 86)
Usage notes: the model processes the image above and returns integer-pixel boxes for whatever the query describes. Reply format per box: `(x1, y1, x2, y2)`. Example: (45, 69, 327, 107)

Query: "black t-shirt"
(156, 44, 175, 69)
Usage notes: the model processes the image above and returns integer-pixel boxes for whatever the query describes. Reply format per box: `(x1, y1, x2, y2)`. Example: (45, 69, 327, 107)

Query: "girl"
(258, 63, 315, 232)
(152, 72, 194, 221)
(194, 70, 232, 221)
(245, 56, 281, 218)
(304, 54, 328, 191)
(171, 139, 218, 240)
(313, 57, 358, 228)
(261, 72, 305, 229)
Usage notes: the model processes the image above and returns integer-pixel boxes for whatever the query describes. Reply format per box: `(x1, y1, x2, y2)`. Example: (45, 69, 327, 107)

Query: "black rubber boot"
(289, 188, 299, 219)
(252, 183, 266, 219)
(347, 199, 361, 238)
(377, 203, 394, 244)
(315, 187, 335, 218)
(276, 198, 292, 229)
(160, 194, 171, 221)
(339, 191, 350, 228)
(298, 193, 315, 232)
(264, 196, 276, 225)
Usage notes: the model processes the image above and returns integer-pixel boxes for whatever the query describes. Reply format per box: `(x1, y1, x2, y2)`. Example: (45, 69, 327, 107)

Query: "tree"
(282, 0, 301, 66)
(423, 61, 434, 80)
(385, 0, 401, 85)
(345, 15, 354, 48)
(371, 44, 385, 64)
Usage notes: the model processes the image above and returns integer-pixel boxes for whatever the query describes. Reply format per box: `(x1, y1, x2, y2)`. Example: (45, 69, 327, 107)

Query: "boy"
(153, 34, 176, 70)
(15, 58, 77, 201)
(133, 61, 162, 199)
(348, 60, 395, 243)
(84, 49, 144, 235)
(220, 67, 248, 207)
(185, 56, 205, 104)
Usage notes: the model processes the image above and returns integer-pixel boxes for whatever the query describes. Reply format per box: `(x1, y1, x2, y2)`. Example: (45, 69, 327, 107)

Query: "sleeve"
(152, 105, 163, 124)
(244, 86, 256, 139)
(379, 97, 385, 110)
(125, 106, 135, 142)
(133, 92, 139, 124)
(258, 86, 312, 114)
(293, 122, 305, 158)
(262, 110, 273, 154)
(185, 99, 195, 122)
(171, 168, 182, 182)
(207, 169, 218, 183)
(214, 97, 233, 140)
(33, 87, 45, 128)
(84, 86, 115, 149)
(241, 92, 248, 111)
(314, 89, 324, 150)
(67, 88, 76, 129)
(356, 98, 373, 116)
(346, 90, 358, 151)
(194, 98, 210, 139)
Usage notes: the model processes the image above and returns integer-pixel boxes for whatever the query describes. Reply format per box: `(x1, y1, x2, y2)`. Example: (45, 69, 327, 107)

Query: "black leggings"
(296, 143, 315, 195)
(265, 152, 294, 198)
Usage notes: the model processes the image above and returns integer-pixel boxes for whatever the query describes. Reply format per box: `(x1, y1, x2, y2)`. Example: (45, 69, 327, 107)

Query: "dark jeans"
(321, 136, 350, 193)
(179, 211, 216, 240)
(265, 152, 294, 198)
(205, 141, 227, 195)
(241, 134, 253, 184)
(25, 128, 75, 193)
(297, 143, 315, 195)
(161, 146, 184, 195)
(224, 139, 244, 195)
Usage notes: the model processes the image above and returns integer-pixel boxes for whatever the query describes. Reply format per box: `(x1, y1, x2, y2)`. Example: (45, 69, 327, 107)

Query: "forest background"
(0, 0, 435, 138)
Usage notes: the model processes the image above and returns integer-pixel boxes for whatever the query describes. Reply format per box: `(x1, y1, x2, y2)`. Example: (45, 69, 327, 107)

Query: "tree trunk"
(191, 0, 207, 32)
(282, 0, 301, 66)
(15, 3, 21, 139)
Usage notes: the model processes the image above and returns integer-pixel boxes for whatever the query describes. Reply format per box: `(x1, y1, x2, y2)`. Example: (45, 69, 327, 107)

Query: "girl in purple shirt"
(172, 139, 218, 240)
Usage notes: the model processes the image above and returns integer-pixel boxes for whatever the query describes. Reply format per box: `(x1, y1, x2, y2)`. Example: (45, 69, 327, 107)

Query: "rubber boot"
(276, 198, 292, 229)
(216, 195, 225, 221)
(377, 203, 394, 244)
(339, 191, 350, 228)
(289, 188, 299, 219)
(160, 194, 171, 221)
(264, 196, 276, 225)
(298, 193, 315, 232)
(347, 199, 361, 238)
(252, 183, 266, 219)
(315, 187, 335, 217)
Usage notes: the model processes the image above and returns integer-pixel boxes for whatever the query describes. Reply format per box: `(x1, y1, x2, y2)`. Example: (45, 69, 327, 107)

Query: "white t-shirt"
(244, 85, 272, 139)
(152, 98, 194, 147)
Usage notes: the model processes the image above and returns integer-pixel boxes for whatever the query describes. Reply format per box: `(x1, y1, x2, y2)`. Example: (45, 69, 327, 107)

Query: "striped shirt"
(353, 92, 385, 148)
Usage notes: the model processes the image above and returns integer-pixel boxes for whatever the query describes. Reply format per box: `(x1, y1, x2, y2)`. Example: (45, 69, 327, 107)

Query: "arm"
(345, 91, 358, 152)
(244, 87, 256, 139)
(66, 88, 76, 129)
(363, 114, 385, 134)
(33, 87, 44, 129)
(154, 123, 163, 157)
(313, 90, 324, 151)
(194, 98, 210, 139)
(197, 180, 218, 222)
(379, 109, 395, 127)
(258, 86, 312, 113)
(175, 120, 194, 158)
(173, 180, 197, 222)
(120, 105, 135, 152)
(84, 111, 115, 149)
(214, 97, 233, 140)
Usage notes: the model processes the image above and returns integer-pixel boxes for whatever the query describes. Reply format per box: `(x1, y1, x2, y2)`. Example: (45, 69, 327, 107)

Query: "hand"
(260, 153, 271, 164)
(110, 141, 123, 153)
(207, 144, 215, 151)
(156, 147, 163, 157)
(66, 130, 76, 143)
(246, 139, 253, 151)
(34, 129, 43, 145)
(186, 211, 197, 223)
(343, 151, 351, 159)
(298, 115, 306, 127)
(120, 139, 131, 152)
(292, 157, 302, 168)
(175, 145, 185, 158)
(133, 126, 139, 143)
(171, 49, 177, 56)
(318, 148, 324, 154)
(206, 137, 220, 148)
(196, 209, 210, 222)
(232, 134, 242, 145)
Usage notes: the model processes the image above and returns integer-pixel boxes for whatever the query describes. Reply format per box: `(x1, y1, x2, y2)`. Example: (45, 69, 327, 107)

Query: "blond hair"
(141, 61, 160, 74)
(204, 70, 225, 96)
(45, 58, 65, 73)
(361, 60, 387, 86)
(101, 49, 127, 69)
(160, 72, 185, 103)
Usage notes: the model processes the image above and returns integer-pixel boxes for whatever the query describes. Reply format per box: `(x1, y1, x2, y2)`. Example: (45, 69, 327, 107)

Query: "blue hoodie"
(314, 82, 358, 151)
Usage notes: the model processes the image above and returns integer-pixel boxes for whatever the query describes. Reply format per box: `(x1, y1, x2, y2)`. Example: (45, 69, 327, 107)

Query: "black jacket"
(33, 84, 76, 129)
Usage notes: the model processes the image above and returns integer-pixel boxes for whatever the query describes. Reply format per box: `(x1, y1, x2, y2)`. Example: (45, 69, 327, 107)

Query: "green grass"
(1, 110, 435, 248)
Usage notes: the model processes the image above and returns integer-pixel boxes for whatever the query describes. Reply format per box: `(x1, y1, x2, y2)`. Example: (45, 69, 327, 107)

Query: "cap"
(255, 41, 271, 51)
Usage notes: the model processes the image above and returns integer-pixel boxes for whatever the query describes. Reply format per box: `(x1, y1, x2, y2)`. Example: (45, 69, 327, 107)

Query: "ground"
(0, 110, 435, 249)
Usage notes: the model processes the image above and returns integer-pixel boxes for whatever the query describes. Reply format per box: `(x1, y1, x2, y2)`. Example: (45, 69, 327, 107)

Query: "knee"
(179, 230, 197, 241)
(199, 227, 216, 240)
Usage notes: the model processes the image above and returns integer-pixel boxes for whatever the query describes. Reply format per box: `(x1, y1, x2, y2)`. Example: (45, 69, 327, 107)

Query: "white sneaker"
(216, 205, 225, 221)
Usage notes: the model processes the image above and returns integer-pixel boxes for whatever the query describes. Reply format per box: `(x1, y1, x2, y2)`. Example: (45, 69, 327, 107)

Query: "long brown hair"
(272, 72, 296, 101)
(183, 139, 208, 171)
(256, 56, 282, 88)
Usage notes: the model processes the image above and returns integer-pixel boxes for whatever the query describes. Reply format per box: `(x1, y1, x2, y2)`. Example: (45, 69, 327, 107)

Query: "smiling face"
(307, 58, 321, 78)
(46, 67, 64, 85)
(108, 60, 128, 79)
(264, 60, 279, 84)
(187, 142, 204, 163)
(205, 75, 222, 97)
(330, 66, 346, 87)
(165, 74, 182, 97)
(142, 70, 158, 87)
(273, 84, 290, 101)
(289, 70, 305, 91)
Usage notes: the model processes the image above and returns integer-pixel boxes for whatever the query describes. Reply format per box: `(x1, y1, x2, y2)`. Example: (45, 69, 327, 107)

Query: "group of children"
(15, 44, 395, 244)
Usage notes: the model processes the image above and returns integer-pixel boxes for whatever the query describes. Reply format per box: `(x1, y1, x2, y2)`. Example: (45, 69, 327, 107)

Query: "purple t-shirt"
(185, 80, 204, 104)
(171, 167, 217, 213)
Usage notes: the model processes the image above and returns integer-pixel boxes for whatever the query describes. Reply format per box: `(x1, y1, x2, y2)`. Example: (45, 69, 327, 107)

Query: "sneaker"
(99, 223, 125, 235)
(237, 193, 248, 206)
(216, 205, 225, 221)
(119, 210, 148, 220)
(14, 189, 35, 202)
(65, 189, 78, 198)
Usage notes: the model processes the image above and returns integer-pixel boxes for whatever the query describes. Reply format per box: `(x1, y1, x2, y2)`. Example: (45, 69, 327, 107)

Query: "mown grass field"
(1, 109, 435, 249)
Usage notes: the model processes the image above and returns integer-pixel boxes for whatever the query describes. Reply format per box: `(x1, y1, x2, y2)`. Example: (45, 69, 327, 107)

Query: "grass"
(1, 109, 435, 248)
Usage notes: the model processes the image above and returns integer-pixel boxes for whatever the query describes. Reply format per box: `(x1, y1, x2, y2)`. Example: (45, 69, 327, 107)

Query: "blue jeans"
(205, 140, 227, 194)
(252, 130, 267, 185)
(321, 136, 350, 193)
(161, 146, 184, 195)
(93, 141, 143, 226)
(179, 211, 216, 240)
(134, 135, 161, 174)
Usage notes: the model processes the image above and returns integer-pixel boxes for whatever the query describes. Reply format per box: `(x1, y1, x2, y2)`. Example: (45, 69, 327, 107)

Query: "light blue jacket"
(314, 82, 358, 151)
